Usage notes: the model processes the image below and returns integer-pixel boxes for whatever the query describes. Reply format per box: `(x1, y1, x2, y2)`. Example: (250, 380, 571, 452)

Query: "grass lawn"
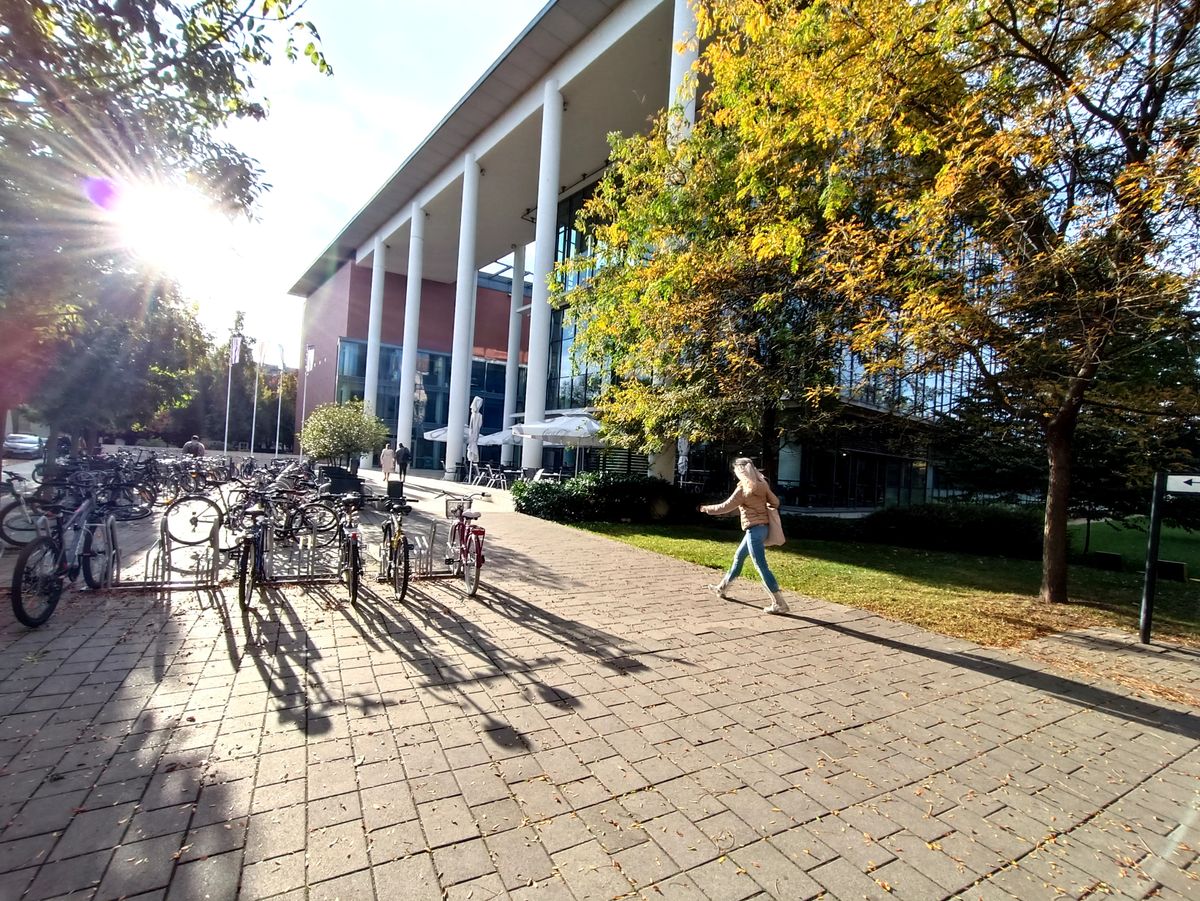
(1069, 518, 1200, 571)
(580, 522, 1200, 648)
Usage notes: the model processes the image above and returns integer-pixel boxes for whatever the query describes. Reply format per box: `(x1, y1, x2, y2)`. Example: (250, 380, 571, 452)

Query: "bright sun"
(89, 177, 249, 303)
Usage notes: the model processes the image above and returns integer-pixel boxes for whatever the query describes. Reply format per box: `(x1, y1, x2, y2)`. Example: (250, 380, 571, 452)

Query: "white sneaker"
(707, 582, 729, 599)
(763, 592, 790, 614)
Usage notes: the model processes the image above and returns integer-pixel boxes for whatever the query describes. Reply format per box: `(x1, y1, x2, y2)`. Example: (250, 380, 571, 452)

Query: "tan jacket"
(702, 479, 780, 530)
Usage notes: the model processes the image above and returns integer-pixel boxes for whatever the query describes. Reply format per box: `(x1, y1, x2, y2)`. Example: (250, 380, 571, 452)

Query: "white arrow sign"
(1166, 475, 1200, 494)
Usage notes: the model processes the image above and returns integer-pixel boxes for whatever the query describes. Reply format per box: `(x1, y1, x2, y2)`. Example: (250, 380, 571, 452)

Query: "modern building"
(289, 0, 956, 504)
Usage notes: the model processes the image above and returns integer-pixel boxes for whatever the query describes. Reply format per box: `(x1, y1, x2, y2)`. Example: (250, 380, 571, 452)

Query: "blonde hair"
(732, 457, 764, 490)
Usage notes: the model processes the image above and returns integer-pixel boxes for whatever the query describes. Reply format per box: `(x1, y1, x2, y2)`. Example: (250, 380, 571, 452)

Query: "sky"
(177, 0, 547, 368)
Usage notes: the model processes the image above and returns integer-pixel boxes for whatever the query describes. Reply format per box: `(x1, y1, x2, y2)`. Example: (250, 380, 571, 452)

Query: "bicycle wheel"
(347, 540, 361, 607)
(299, 501, 338, 547)
(462, 534, 481, 596)
(394, 537, 411, 602)
(0, 499, 40, 547)
(82, 517, 120, 589)
(102, 484, 154, 521)
(30, 463, 45, 484)
(163, 495, 222, 546)
(237, 539, 258, 610)
(11, 537, 64, 627)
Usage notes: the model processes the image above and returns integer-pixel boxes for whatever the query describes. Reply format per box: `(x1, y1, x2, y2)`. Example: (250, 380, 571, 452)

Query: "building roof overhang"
(288, 0, 674, 296)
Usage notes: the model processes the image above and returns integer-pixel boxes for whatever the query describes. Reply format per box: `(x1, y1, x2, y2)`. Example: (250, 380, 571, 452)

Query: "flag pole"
(223, 329, 242, 455)
(249, 338, 262, 458)
(274, 344, 285, 457)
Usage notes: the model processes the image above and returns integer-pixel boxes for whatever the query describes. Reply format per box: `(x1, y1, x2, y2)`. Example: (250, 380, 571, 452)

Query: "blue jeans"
(725, 524, 779, 593)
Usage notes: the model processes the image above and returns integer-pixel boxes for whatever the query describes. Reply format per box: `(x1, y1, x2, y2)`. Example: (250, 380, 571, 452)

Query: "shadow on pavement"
(728, 597, 1200, 739)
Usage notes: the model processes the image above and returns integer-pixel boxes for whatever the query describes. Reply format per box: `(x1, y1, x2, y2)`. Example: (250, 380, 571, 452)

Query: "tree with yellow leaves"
(567, 0, 1200, 604)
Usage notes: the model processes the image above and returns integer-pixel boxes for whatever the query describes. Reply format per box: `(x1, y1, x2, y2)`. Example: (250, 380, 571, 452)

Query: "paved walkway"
(0, 483, 1197, 900)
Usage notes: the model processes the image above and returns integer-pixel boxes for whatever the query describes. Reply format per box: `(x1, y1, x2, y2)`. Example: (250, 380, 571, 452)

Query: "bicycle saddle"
(462, 510, 482, 520)
(388, 502, 412, 515)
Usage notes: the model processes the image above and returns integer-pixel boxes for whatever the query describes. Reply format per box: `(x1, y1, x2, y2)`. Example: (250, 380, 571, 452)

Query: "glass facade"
(835, 346, 979, 419)
(547, 186, 605, 412)
(335, 338, 524, 470)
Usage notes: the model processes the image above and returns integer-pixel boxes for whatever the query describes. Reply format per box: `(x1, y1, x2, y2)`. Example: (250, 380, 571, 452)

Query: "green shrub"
(136, 436, 168, 447)
(512, 472, 698, 524)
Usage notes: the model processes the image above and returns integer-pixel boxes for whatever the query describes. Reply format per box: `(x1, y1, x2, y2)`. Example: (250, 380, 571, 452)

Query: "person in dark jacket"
(395, 442, 411, 481)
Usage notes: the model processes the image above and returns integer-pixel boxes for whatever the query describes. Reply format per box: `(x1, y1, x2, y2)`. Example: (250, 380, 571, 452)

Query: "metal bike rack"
(111, 513, 224, 591)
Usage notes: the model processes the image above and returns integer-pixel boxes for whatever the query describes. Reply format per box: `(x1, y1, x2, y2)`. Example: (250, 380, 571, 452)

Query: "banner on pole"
(305, 344, 315, 373)
(229, 335, 242, 365)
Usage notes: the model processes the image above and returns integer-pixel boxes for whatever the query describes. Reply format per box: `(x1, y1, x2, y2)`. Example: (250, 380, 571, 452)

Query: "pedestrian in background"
(396, 442, 411, 482)
(700, 457, 789, 614)
(380, 442, 395, 481)
(182, 435, 206, 457)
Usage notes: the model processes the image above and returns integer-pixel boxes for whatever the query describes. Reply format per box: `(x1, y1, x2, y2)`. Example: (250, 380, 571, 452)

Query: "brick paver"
(0, 475, 1197, 900)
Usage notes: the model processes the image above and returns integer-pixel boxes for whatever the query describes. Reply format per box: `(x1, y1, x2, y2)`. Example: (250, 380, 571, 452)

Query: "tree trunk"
(760, 404, 779, 483)
(1041, 423, 1074, 603)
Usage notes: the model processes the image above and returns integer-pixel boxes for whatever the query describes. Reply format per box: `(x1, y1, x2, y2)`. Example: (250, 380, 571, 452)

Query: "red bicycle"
(440, 492, 487, 595)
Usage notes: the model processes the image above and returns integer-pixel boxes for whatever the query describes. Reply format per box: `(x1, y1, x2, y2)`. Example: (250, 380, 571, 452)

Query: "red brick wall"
(297, 262, 533, 443)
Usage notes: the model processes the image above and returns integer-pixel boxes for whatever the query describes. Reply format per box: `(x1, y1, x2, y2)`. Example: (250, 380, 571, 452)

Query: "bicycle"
(438, 491, 488, 596)
(233, 497, 272, 611)
(161, 494, 224, 546)
(10, 478, 120, 627)
(332, 493, 364, 606)
(374, 496, 414, 602)
(0, 471, 40, 547)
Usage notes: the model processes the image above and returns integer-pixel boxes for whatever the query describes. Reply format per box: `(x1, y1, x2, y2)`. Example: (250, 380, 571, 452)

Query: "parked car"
(3, 433, 44, 458)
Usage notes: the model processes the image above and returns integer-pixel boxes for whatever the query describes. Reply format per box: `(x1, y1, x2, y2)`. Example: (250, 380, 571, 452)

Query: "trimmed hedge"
(855, 503, 1043, 559)
(511, 472, 698, 524)
(770, 505, 1042, 558)
(515, 475, 1044, 559)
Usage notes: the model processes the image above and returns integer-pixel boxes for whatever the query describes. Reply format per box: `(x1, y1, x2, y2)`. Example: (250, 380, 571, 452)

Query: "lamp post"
(274, 344, 285, 457)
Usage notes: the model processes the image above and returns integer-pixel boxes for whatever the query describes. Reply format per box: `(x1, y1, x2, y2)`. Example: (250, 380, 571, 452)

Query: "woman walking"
(700, 458, 789, 614)
(380, 443, 396, 482)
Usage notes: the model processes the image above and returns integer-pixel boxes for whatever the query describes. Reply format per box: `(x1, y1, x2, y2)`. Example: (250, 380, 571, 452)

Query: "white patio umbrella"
(477, 427, 521, 446)
(422, 424, 469, 442)
(513, 414, 603, 446)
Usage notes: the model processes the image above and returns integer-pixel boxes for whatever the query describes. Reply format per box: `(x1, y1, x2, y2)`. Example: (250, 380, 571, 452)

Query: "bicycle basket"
(445, 496, 473, 519)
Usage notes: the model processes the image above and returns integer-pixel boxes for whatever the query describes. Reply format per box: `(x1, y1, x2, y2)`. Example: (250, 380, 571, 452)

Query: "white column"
(656, 0, 699, 475)
(669, 0, 699, 126)
(501, 244, 526, 467)
(444, 152, 480, 479)
(361, 237, 387, 468)
(396, 203, 424, 453)
(520, 79, 563, 472)
(364, 237, 387, 417)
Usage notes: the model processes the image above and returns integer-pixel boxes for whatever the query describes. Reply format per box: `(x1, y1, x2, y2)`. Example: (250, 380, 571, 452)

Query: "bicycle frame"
(441, 492, 487, 595)
(35, 493, 98, 580)
(449, 515, 485, 568)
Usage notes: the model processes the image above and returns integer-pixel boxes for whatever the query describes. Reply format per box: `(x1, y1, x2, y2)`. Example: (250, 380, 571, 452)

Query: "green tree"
(300, 401, 388, 467)
(588, 0, 1199, 603)
(558, 108, 850, 478)
(0, 0, 329, 436)
(22, 272, 208, 451)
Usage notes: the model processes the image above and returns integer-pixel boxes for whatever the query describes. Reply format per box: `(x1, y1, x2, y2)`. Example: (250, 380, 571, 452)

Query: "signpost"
(1140, 472, 1200, 643)
(1166, 475, 1200, 494)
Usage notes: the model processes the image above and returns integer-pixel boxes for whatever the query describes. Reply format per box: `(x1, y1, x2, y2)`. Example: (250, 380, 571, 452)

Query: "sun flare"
(89, 177, 249, 303)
